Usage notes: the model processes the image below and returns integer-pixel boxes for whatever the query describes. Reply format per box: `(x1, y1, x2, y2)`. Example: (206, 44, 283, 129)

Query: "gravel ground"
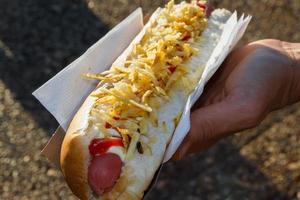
(0, 0, 300, 199)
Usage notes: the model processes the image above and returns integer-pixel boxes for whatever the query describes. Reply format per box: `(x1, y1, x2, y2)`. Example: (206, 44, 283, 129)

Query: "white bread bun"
(60, 2, 231, 199)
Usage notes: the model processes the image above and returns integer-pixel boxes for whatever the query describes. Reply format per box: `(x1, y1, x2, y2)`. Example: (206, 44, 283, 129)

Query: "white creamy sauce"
(107, 146, 126, 161)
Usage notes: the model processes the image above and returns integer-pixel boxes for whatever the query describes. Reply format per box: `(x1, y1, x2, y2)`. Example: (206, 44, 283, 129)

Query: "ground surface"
(0, 0, 300, 199)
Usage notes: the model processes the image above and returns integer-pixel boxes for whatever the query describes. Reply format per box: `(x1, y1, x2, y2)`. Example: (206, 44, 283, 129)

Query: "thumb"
(172, 95, 260, 161)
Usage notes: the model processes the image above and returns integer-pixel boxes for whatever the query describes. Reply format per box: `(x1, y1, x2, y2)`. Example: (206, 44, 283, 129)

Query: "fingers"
(192, 46, 260, 110)
(172, 42, 284, 161)
(172, 94, 262, 161)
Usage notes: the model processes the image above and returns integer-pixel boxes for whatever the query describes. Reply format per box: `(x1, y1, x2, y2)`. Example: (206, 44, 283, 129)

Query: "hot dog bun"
(61, 1, 231, 199)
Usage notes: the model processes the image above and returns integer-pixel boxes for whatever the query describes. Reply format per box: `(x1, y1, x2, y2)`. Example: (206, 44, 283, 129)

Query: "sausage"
(88, 153, 122, 195)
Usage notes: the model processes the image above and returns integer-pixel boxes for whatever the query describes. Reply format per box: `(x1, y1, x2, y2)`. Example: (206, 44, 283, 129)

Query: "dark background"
(0, 0, 299, 199)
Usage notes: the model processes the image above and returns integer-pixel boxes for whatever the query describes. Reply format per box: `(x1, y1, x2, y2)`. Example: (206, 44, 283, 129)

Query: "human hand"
(173, 39, 300, 160)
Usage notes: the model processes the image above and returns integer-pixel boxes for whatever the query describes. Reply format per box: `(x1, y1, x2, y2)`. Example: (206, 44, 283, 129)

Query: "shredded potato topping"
(85, 0, 207, 159)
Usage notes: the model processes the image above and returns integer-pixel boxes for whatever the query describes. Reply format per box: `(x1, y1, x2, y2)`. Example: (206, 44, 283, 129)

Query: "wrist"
(282, 41, 300, 105)
(282, 42, 300, 63)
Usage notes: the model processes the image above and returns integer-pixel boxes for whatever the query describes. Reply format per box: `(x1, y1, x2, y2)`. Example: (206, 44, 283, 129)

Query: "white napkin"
(164, 12, 251, 161)
(33, 8, 251, 164)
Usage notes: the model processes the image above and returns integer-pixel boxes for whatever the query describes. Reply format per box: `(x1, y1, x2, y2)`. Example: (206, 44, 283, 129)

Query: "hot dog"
(60, 1, 231, 199)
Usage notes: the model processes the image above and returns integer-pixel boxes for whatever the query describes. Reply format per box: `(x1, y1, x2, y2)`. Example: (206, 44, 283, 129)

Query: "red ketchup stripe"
(89, 137, 124, 157)
(105, 122, 112, 129)
(196, 1, 213, 18)
(197, 3, 206, 10)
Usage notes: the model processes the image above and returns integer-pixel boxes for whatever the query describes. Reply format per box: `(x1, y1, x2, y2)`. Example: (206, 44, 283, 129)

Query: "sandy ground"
(0, 0, 299, 199)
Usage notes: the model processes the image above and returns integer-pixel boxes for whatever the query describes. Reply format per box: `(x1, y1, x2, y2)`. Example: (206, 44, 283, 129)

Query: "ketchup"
(105, 122, 112, 129)
(197, 1, 206, 10)
(89, 138, 124, 157)
(168, 65, 177, 73)
(196, 0, 213, 18)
